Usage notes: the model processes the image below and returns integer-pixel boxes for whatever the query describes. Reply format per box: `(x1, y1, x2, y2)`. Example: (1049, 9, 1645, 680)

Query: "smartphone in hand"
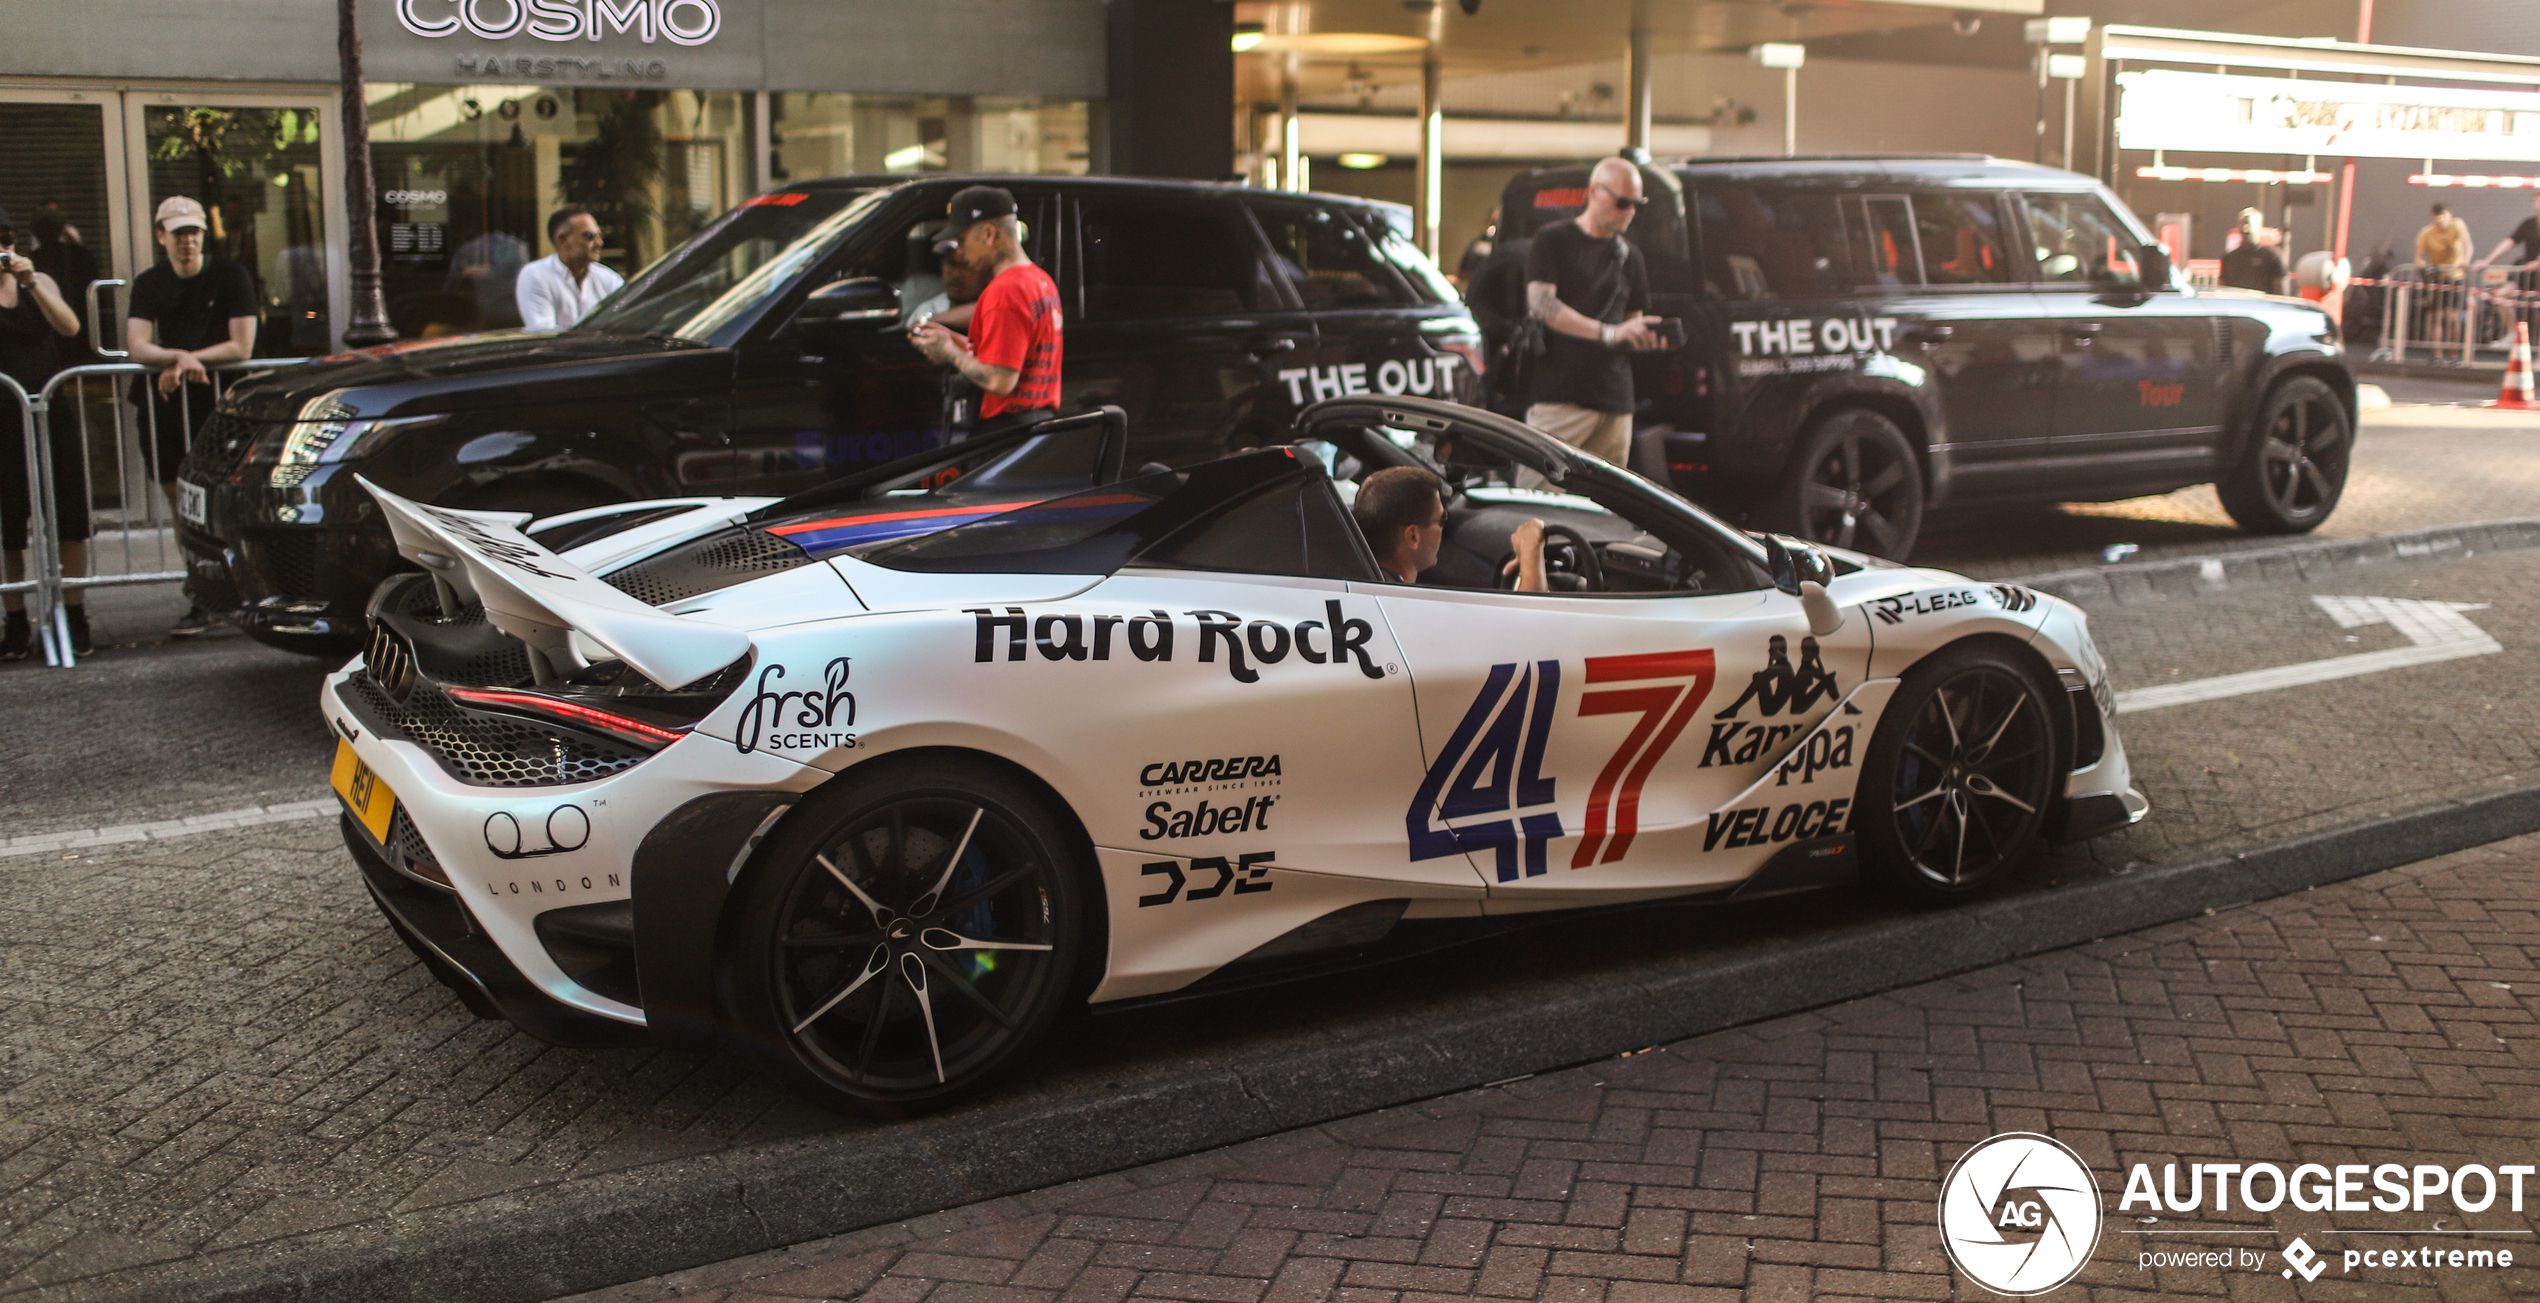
(1652, 317, 1687, 349)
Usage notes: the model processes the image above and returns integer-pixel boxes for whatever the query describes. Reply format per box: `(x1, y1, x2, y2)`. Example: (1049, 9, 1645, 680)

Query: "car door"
(2019, 189, 2227, 496)
(1848, 190, 2058, 502)
(1246, 196, 1476, 412)
(1065, 190, 1311, 468)
(1377, 580, 1875, 900)
(725, 188, 1063, 496)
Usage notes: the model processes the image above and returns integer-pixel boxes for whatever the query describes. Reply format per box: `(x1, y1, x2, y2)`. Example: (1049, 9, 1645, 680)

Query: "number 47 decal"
(1406, 650, 1716, 881)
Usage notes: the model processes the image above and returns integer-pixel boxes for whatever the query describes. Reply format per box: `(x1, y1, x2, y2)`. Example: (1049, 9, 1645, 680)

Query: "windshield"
(577, 187, 886, 341)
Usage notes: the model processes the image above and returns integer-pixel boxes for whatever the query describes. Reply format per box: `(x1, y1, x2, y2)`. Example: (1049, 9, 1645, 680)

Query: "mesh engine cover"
(601, 528, 807, 607)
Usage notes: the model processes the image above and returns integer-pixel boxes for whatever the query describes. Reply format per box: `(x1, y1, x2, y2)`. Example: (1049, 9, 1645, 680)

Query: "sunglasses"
(1595, 184, 1649, 210)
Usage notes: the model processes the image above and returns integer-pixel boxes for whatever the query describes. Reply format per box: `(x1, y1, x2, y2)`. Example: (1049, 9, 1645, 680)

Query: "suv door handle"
(1903, 324, 1953, 344)
(1245, 334, 1301, 357)
(2067, 322, 2104, 339)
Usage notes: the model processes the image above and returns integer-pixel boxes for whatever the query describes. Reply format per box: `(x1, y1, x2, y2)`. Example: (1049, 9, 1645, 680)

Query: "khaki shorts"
(1521, 403, 1631, 487)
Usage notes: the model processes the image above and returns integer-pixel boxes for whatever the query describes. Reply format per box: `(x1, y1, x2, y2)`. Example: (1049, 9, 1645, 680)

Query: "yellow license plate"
(331, 738, 398, 844)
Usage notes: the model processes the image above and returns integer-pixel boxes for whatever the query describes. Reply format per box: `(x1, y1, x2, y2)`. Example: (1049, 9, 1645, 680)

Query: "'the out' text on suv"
(1474, 156, 2355, 558)
(182, 175, 1482, 654)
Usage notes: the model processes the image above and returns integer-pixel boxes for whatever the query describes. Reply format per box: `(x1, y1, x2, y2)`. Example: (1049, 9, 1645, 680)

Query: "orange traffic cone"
(2496, 321, 2540, 410)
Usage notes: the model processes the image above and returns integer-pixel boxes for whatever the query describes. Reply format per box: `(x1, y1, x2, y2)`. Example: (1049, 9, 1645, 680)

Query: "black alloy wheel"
(1856, 644, 2062, 904)
(1778, 408, 1924, 560)
(728, 760, 1088, 1112)
(2217, 376, 2351, 535)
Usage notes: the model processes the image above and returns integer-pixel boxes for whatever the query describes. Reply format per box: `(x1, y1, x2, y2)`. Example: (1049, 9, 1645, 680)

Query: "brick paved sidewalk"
(572, 833, 2540, 1303)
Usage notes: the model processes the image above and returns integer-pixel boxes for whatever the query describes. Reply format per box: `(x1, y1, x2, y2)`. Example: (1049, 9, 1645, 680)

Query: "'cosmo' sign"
(395, 0, 722, 45)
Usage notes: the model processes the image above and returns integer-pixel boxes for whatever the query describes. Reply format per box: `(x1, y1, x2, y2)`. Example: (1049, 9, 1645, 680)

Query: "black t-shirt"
(2220, 240, 2285, 293)
(1523, 219, 1648, 414)
(129, 256, 257, 355)
(2512, 216, 2540, 265)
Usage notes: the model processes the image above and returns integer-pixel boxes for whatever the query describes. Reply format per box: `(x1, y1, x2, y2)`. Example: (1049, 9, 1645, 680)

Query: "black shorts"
(1, 389, 94, 550)
(135, 380, 215, 484)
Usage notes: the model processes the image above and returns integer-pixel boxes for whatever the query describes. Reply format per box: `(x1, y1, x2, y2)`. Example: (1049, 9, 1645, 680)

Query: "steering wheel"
(1499, 523, 1605, 592)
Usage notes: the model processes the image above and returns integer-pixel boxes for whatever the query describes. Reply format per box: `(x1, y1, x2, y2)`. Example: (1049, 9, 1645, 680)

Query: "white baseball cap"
(156, 196, 208, 233)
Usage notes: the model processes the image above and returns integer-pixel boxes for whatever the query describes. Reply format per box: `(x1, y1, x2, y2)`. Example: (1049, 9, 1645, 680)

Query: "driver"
(1353, 466, 1549, 591)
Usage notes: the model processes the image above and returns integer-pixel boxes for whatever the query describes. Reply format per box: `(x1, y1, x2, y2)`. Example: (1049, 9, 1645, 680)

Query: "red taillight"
(445, 687, 688, 748)
(1440, 336, 1486, 377)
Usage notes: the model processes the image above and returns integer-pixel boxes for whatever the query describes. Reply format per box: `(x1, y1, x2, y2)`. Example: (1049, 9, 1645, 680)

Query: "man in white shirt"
(515, 206, 624, 331)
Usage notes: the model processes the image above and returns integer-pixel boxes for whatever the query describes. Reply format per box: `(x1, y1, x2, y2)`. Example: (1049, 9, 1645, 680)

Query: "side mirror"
(797, 277, 900, 326)
(2137, 242, 2173, 290)
(1764, 533, 1844, 635)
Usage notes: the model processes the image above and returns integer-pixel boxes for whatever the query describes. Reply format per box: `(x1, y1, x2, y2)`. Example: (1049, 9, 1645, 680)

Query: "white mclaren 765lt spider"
(323, 397, 2145, 1111)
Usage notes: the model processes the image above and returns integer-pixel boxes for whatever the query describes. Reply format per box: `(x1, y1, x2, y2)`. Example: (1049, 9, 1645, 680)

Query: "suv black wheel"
(726, 758, 1090, 1114)
(1856, 643, 2062, 904)
(2217, 376, 2349, 534)
(1775, 408, 1923, 560)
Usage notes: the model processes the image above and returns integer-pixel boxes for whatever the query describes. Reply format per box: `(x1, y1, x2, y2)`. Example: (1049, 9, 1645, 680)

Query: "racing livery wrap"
(321, 398, 2144, 1111)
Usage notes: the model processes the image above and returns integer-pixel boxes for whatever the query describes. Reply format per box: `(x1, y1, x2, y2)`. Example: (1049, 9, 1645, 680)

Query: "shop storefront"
(0, 0, 1103, 354)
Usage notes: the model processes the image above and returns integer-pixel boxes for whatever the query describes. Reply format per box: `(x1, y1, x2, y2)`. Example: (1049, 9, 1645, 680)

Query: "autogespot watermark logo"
(1939, 1133, 2104, 1295)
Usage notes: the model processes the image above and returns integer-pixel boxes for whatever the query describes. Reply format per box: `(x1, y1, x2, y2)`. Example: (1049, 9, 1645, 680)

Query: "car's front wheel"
(726, 757, 1092, 1114)
(1773, 408, 1925, 560)
(1855, 643, 2062, 904)
(2217, 376, 2350, 534)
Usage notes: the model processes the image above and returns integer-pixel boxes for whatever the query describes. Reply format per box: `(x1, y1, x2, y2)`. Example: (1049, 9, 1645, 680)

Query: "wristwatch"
(1598, 322, 1616, 346)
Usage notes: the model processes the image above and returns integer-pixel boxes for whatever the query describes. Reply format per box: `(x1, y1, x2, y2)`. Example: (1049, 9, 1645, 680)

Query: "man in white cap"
(126, 194, 257, 636)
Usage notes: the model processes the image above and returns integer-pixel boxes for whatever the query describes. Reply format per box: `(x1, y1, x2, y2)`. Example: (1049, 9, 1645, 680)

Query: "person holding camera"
(1522, 158, 1667, 481)
(0, 207, 92, 659)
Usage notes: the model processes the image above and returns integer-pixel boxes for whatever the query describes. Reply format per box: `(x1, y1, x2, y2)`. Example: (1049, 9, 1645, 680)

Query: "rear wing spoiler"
(360, 478, 751, 690)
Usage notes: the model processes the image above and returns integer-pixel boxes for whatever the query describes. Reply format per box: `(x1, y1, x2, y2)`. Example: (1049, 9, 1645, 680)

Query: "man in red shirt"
(910, 186, 1063, 435)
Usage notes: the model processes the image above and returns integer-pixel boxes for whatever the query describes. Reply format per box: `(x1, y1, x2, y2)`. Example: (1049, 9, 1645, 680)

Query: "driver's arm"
(1505, 518, 1548, 593)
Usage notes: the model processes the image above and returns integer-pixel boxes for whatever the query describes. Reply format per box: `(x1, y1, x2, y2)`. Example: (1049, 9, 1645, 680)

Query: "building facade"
(1, 0, 1104, 353)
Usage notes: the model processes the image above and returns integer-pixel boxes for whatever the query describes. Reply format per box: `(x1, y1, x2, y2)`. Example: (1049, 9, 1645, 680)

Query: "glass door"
(123, 89, 346, 359)
(0, 89, 128, 361)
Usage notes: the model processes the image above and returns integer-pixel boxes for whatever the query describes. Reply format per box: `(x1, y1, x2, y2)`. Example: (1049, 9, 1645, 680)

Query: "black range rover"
(1481, 155, 2355, 557)
(183, 175, 1481, 654)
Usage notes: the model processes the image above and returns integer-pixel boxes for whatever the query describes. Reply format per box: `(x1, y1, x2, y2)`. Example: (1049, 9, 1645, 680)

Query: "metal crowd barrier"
(7, 357, 302, 668)
(2361, 267, 2539, 366)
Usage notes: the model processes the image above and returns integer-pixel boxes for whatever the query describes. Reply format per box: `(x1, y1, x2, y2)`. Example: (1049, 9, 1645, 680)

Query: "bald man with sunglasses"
(1522, 158, 1665, 479)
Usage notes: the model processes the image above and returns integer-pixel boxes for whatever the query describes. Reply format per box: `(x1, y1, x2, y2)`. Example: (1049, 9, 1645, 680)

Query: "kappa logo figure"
(1713, 635, 1838, 719)
(1938, 1133, 2103, 1295)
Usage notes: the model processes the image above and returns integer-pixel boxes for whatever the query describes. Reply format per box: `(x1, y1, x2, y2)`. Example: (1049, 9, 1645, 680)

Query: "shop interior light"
(2047, 53, 2087, 79)
(2410, 173, 2540, 188)
(2025, 15, 2092, 44)
(1231, 30, 1263, 52)
(1750, 42, 1806, 69)
(1337, 152, 1390, 169)
(2135, 166, 2333, 184)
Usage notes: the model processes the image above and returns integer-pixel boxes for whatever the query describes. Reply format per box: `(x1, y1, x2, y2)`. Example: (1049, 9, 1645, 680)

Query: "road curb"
(2008, 515, 2540, 606)
(52, 772, 2540, 1303)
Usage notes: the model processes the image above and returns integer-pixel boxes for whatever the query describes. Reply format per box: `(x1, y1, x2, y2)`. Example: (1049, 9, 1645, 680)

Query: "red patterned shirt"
(971, 262, 1063, 418)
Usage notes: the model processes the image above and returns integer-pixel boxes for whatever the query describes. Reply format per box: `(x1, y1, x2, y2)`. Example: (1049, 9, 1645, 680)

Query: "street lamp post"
(337, 0, 395, 348)
(2025, 17, 2091, 170)
(1750, 44, 1805, 157)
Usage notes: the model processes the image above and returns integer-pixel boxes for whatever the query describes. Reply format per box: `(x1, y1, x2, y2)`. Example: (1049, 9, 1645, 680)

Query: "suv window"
(2023, 192, 2145, 286)
(1079, 196, 1280, 321)
(1694, 185, 1851, 300)
(1845, 193, 2012, 288)
(1252, 200, 1415, 309)
(1911, 192, 2013, 285)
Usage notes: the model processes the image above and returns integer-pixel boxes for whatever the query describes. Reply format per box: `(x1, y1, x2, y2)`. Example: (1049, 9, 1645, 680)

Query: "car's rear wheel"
(1773, 408, 1924, 560)
(726, 758, 1090, 1114)
(2217, 376, 2349, 534)
(1856, 643, 2061, 904)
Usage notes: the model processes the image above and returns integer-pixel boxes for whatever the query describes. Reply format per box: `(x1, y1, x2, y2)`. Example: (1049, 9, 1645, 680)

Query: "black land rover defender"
(182, 176, 1481, 654)
(1475, 155, 2354, 558)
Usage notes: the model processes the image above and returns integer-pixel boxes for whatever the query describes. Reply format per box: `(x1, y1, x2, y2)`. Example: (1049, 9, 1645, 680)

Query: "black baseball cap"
(934, 186, 1017, 253)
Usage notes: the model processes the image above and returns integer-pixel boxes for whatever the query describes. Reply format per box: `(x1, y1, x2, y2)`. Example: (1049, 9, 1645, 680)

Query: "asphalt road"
(7, 378, 2540, 1298)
